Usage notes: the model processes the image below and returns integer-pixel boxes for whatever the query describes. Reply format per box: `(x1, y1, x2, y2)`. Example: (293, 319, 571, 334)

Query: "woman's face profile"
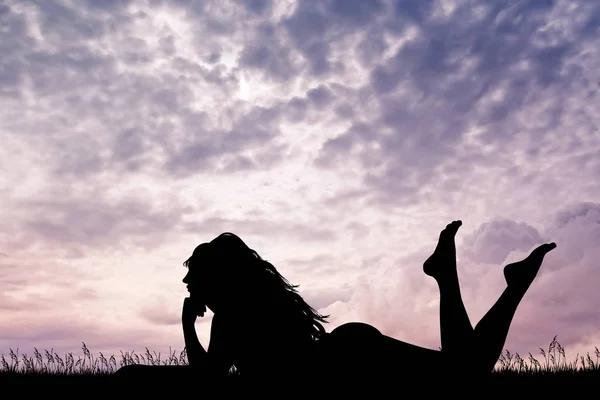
(182, 256, 231, 311)
(183, 257, 211, 290)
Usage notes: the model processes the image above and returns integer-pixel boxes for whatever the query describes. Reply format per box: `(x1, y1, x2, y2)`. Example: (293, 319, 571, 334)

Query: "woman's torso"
(216, 311, 323, 380)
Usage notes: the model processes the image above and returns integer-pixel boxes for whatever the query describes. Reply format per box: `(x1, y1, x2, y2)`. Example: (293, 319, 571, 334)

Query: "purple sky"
(1, 0, 599, 366)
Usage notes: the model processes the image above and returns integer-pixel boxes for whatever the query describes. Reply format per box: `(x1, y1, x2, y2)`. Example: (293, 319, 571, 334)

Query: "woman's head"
(182, 232, 329, 340)
(182, 233, 258, 301)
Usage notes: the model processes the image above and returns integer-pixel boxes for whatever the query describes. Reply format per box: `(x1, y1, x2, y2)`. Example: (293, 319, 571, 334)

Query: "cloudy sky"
(1, 0, 599, 370)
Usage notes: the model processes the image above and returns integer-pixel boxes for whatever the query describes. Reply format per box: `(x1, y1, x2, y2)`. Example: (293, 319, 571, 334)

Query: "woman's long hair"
(183, 232, 329, 343)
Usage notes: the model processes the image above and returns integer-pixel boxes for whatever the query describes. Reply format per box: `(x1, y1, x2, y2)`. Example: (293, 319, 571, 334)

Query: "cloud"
(238, 22, 303, 82)
(302, 286, 353, 310)
(0, 313, 178, 358)
(553, 201, 600, 230)
(14, 186, 190, 255)
(461, 218, 545, 265)
(314, 0, 600, 216)
(1, 0, 599, 364)
(181, 216, 338, 243)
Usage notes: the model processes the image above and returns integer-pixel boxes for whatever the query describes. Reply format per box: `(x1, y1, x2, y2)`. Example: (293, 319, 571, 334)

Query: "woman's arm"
(182, 298, 232, 376)
(182, 297, 208, 368)
(183, 322, 208, 367)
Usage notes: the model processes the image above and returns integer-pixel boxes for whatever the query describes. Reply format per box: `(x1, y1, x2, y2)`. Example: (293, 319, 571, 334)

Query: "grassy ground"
(1, 336, 598, 386)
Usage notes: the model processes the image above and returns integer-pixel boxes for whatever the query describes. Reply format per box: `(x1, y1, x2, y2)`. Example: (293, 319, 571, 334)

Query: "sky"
(1, 0, 599, 369)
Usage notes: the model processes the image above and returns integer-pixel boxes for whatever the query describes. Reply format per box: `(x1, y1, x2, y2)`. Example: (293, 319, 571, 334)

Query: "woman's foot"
(423, 220, 462, 281)
(504, 242, 557, 292)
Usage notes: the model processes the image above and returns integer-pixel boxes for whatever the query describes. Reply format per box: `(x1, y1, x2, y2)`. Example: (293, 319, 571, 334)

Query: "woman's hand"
(182, 297, 206, 326)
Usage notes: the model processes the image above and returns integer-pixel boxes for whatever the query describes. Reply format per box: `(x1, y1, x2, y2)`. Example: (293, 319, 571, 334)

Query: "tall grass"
(0, 342, 188, 376)
(0, 336, 598, 379)
(495, 335, 600, 375)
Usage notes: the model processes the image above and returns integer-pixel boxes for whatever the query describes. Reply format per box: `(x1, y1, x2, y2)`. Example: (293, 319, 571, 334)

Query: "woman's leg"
(472, 241, 557, 371)
(320, 221, 556, 382)
(423, 220, 557, 372)
(423, 220, 475, 359)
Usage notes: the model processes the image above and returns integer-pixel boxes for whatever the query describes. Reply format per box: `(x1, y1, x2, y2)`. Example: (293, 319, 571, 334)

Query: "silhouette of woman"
(114, 220, 556, 388)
